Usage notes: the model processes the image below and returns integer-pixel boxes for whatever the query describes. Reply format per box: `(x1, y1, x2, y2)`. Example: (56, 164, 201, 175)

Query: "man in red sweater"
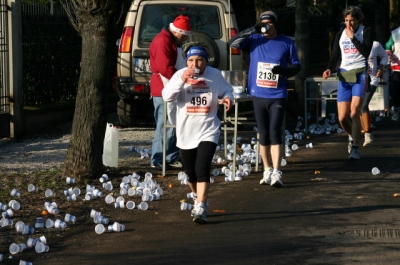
(149, 15, 191, 169)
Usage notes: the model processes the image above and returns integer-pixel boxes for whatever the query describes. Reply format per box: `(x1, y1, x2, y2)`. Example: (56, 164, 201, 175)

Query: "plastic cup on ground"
(95, 224, 106, 234)
(137, 202, 148, 211)
(72, 187, 81, 195)
(45, 189, 55, 197)
(126, 201, 135, 210)
(54, 219, 67, 229)
(64, 213, 76, 223)
(35, 241, 49, 253)
(0, 217, 13, 227)
(19, 260, 33, 265)
(39, 235, 47, 244)
(66, 194, 77, 201)
(15, 221, 25, 232)
(116, 196, 125, 202)
(127, 188, 136, 196)
(66, 176, 75, 184)
(22, 225, 35, 235)
(27, 237, 38, 248)
(2, 208, 13, 218)
(105, 194, 115, 204)
(94, 215, 109, 225)
(104, 181, 113, 191)
(99, 174, 108, 183)
(45, 218, 55, 228)
(112, 222, 125, 232)
(372, 167, 380, 175)
(156, 187, 164, 196)
(35, 217, 44, 228)
(85, 192, 94, 200)
(0, 202, 7, 211)
(180, 202, 192, 211)
(90, 209, 101, 218)
(212, 169, 220, 176)
(114, 201, 125, 209)
(10, 200, 20, 210)
(291, 144, 299, 151)
(9, 243, 21, 254)
(28, 184, 38, 192)
(306, 143, 313, 148)
(10, 188, 20, 196)
(281, 158, 287, 167)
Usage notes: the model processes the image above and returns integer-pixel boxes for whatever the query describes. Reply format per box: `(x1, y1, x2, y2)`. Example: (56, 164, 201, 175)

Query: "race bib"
(184, 79, 212, 115)
(256, 62, 279, 88)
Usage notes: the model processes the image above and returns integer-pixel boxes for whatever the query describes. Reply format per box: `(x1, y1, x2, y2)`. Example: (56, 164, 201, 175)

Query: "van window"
(138, 4, 222, 47)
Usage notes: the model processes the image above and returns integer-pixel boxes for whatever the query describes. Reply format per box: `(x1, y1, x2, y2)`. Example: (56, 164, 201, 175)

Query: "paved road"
(20, 116, 400, 265)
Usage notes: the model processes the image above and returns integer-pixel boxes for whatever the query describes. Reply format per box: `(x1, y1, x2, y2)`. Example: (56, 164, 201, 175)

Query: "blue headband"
(259, 14, 277, 24)
(186, 46, 209, 61)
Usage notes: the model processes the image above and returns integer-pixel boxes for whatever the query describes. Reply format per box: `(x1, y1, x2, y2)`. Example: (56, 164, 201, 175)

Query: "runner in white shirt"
(162, 45, 233, 224)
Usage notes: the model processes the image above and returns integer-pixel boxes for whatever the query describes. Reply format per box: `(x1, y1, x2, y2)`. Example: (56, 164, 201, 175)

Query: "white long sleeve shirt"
(368, 41, 388, 86)
(162, 66, 234, 149)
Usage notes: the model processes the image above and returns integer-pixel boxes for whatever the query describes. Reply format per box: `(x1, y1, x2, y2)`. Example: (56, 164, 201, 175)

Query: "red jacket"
(149, 28, 178, 97)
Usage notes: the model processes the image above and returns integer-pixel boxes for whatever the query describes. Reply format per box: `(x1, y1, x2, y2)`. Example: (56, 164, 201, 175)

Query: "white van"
(116, 0, 243, 126)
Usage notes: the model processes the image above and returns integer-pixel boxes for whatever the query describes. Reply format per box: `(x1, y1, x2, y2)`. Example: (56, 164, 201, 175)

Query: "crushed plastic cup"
(372, 167, 380, 175)
(66, 176, 75, 184)
(0, 202, 7, 211)
(44, 189, 55, 197)
(95, 224, 106, 234)
(21, 225, 35, 235)
(180, 202, 192, 211)
(94, 215, 109, 225)
(27, 184, 38, 192)
(126, 201, 135, 210)
(64, 213, 76, 223)
(90, 209, 101, 218)
(66, 194, 77, 201)
(112, 222, 125, 232)
(85, 192, 94, 201)
(137, 202, 148, 211)
(45, 218, 55, 228)
(177, 171, 188, 181)
(10, 188, 20, 196)
(306, 143, 313, 148)
(35, 241, 49, 253)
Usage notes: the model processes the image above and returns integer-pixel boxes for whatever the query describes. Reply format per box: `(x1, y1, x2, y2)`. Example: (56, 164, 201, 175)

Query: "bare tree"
(60, 0, 121, 177)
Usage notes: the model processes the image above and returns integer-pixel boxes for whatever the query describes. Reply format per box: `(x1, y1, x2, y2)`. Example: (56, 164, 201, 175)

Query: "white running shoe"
(270, 171, 283, 188)
(349, 147, 360, 160)
(363, 132, 373, 146)
(260, 170, 273, 185)
(192, 205, 207, 224)
(348, 139, 353, 154)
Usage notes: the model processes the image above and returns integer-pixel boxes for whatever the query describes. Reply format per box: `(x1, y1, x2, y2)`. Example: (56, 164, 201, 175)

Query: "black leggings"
(252, 97, 286, 146)
(361, 84, 377, 113)
(180, 141, 217, 183)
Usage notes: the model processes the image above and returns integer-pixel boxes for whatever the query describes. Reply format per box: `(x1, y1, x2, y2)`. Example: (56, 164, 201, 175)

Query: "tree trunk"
(294, 0, 309, 118)
(63, 9, 115, 178)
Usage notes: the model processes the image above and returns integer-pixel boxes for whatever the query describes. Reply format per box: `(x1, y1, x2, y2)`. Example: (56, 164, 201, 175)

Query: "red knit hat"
(169, 15, 191, 35)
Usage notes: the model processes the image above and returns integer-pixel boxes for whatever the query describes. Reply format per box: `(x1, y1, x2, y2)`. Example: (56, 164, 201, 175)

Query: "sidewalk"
(22, 116, 399, 265)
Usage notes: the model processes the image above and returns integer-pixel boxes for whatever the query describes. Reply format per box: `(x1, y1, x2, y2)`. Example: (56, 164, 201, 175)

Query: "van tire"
(185, 31, 220, 68)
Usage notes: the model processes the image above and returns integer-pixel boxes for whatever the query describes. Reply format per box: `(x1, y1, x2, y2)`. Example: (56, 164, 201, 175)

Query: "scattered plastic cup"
(112, 222, 125, 232)
(95, 224, 106, 234)
(19, 260, 33, 265)
(27, 184, 38, 192)
(90, 209, 101, 218)
(114, 201, 125, 209)
(64, 213, 76, 223)
(281, 158, 287, 167)
(2, 208, 14, 218)
(66, 194, 77, 202)
(66, 176, 75, 184)
(137, 202, 148, 211)
(21, 225, 35, 235)
(35, 241, 49, 253)
(105, 194, 115, 204)
(372, 167, 380, 175)
(10, 200, 21, 210)
(45, 189, 55, 197)
(94, 215, 109, 225)
(103, 181, 113, 191)
(126, 201, 135, 210)
(99, 174, 109, 183)
(127, 188, 136, 196)
(35, 217, 44, 229)
(15, 221, 25, 232)
(45, 218, 55, 228)
(54, 219, 67, 229)
(306, 143, 313, 148)
(0, 217, 13, 227)
(212, 169, 220, 176)
(10, 188, 20, 196)
(180, 202, 192, 211)
(291, 144, 299, 151)
(9, 242, 22, 254)
(27, 237, 38, 248)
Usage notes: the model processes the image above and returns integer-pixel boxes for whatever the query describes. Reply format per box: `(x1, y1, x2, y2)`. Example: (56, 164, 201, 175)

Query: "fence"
(21, 1, 81, 106)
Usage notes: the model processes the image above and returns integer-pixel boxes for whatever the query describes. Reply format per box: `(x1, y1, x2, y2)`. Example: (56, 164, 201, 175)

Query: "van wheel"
(184, 31, 220, 68)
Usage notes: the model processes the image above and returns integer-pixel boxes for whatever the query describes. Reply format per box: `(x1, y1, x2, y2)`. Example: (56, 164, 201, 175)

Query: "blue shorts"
(337, 70, 368, 102)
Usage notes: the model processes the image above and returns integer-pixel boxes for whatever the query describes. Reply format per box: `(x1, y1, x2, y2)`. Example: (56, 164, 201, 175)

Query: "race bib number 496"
(256, 62, 279, 88)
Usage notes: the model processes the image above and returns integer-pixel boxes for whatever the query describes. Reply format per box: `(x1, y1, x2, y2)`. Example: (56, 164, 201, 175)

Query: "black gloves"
(271, 64, 301, 78)
(271, 65, 284, 75)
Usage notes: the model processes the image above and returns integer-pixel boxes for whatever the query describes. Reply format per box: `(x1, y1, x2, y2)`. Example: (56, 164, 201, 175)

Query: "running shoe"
(192, 205, 207, 224)
(349, 147, 360, 160)
(270, 171, 283, 188)
(363, 132, 373, 146)
(260, 169, 273, 185)
(348, 138, 353, 154)
(169, 161, 183, 168)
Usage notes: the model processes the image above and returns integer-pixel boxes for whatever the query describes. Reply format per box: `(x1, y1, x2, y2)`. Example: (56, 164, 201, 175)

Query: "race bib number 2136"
(256, 62, 279, 88)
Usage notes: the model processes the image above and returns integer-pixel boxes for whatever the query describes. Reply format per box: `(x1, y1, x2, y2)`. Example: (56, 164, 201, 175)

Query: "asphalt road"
(10, 116, 400, 265)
